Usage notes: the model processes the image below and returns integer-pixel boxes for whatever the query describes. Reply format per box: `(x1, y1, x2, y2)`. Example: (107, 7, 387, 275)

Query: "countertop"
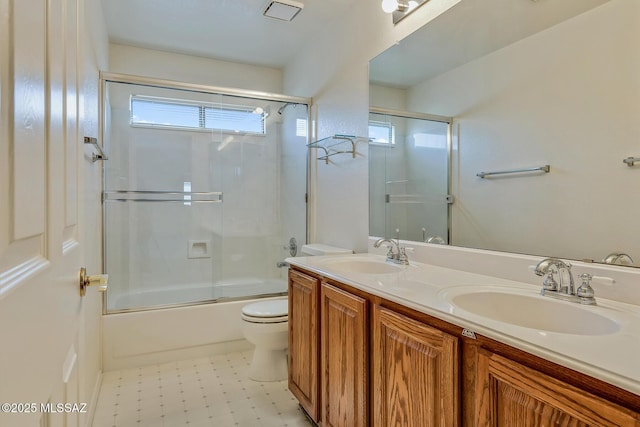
(286, 253, 640, 396)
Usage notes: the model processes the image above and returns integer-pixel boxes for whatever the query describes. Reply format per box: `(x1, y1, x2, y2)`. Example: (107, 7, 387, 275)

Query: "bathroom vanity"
(286, 254, 640, 426)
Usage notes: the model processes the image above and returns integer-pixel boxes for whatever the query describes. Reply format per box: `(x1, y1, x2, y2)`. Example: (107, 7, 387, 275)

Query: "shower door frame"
(99, 72, 313, 314)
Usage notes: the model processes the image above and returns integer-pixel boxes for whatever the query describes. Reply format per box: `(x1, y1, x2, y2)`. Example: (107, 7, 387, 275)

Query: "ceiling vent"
(262, 0, 304, 22)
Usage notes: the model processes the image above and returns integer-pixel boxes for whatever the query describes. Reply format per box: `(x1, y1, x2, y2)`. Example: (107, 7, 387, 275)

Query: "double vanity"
(286, 252, 640, 426)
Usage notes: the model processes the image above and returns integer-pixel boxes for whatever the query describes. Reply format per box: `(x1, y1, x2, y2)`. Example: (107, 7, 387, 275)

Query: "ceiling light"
(263, 0, 304, 22)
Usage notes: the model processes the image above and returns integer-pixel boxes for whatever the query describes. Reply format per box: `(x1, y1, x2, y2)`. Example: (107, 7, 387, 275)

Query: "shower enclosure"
(101, 74, 310, 313)
(369, 108, 451, 244)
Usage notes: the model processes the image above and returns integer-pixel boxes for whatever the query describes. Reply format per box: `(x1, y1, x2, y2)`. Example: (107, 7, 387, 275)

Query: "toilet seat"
(241, 299, 288, 324)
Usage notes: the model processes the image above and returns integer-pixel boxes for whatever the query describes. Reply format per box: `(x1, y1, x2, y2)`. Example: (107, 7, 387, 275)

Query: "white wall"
(284, 0, 461, 253)
(407, 0, 640, 262)
(109, 43, 283, 93)
(370, 85, 407, 111)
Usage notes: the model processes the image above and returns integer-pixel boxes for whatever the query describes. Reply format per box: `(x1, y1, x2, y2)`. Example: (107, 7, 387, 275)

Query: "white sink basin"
(322, 258, 404, 275)
(451, 291, 619, 336)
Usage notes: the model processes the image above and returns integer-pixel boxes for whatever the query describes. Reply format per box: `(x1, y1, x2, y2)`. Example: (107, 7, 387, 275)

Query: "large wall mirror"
(369, 0, 640, 267)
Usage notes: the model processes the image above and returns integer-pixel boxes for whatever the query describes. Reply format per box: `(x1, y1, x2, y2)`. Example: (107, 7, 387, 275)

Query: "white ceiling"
(102, 0, 610, 82)
(100, 0, 356, 69)
(370, 0, 609, 88)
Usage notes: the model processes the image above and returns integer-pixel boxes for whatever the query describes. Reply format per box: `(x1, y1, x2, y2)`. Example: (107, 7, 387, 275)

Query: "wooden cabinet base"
(321, 283, 368, 427)
(288, 269, 320, 422)
(288, 267, 640, 427)
(372, 305, 459, 426)
(474, 350, 640, 426)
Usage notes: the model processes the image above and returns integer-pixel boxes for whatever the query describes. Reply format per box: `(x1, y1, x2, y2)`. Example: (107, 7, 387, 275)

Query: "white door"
(0, 0, 102, 426)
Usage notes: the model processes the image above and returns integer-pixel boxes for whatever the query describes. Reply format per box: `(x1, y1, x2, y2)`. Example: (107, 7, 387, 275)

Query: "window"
(183, 181, 191, 206)
(203, 106, 264, 134)
(130, 98, 200, 129)
(130, 96, 266, 135)
(296, 118, 307, 137)
(369, 120, 395, 145)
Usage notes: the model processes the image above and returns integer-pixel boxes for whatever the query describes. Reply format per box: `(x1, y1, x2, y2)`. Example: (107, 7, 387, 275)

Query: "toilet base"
(248, 348, 288, 382)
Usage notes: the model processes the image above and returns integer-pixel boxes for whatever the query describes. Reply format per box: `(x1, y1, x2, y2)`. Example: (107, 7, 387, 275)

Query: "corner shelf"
(307, 134, 367, 164)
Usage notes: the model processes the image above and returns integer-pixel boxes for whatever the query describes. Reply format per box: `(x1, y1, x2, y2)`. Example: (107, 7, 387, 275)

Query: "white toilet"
(241, 243, 352, 381)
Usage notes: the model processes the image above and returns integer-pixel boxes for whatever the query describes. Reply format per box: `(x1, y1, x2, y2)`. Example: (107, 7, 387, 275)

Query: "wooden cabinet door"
(321, 282, 368, 427)
(372, 305, 459, 427)
(474, 350, 640, 426)
(288, 269, 321, 421)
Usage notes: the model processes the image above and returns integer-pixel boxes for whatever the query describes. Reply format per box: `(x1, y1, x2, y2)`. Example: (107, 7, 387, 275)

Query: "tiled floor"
(91, 350, 312, 427)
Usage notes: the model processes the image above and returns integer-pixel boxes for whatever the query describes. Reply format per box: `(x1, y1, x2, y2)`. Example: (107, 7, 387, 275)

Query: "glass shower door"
(104, 81, 225, 311)
(369, 112, 450, 243)
(103, 78, 310, 313)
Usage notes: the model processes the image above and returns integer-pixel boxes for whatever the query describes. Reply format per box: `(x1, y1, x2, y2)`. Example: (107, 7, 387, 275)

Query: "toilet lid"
(242, 299, 288, 318)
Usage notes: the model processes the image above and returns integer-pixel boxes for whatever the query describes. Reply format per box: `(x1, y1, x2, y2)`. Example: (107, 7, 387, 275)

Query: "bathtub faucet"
(276, 261, 290, 268)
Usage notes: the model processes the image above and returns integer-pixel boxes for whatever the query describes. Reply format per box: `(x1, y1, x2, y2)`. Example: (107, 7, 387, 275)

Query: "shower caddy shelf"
(307, 134, 368, 164)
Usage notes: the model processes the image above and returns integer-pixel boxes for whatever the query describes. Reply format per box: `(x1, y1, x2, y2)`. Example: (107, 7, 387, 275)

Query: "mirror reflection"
(368, 110, 450, 244)
(369, 0, 640, 266)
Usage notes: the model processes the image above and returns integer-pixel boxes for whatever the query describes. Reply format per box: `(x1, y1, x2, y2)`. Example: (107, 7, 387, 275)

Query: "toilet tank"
(300, 243, 352, 256)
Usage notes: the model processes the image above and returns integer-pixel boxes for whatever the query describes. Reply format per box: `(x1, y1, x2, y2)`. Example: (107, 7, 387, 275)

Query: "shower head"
(277, 103, 296, 115)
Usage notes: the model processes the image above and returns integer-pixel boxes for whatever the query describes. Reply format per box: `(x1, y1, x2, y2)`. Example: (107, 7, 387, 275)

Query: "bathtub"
(102, 277, 287, 371)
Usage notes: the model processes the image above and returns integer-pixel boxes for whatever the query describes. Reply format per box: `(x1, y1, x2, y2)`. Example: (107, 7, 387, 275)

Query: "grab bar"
(477, 165, 550, 179)
(103, 190, 222, 203)
(623, 157, 640, 167)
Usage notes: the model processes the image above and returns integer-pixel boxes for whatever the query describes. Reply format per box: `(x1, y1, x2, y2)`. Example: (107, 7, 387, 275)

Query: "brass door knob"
(79, 267, 108, 296)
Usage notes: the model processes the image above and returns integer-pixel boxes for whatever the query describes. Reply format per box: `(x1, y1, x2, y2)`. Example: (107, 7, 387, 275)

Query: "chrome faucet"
(374, 237, 409, 265)
(533, 258, 596, 305)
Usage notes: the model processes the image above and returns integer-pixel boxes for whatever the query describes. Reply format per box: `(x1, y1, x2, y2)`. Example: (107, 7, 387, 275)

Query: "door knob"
(79, 267, 108, 296)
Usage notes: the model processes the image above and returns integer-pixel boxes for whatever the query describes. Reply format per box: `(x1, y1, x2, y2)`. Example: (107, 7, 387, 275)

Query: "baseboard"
(103, 339, 253, 372)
